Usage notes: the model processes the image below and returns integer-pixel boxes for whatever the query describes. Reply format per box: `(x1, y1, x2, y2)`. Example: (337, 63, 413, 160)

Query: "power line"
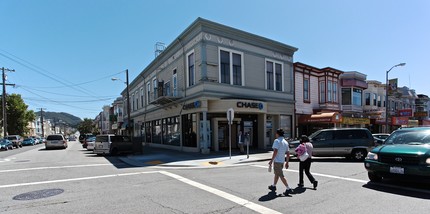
(16, 85, 118, 98)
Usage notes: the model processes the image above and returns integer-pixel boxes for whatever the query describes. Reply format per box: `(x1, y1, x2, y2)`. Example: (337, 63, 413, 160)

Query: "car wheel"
(351, 149, 367, 161)
(368, 172, 382, 182)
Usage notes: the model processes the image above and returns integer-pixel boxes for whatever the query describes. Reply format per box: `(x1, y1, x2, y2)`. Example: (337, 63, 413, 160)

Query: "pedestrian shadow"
(258, 190, 292, 201)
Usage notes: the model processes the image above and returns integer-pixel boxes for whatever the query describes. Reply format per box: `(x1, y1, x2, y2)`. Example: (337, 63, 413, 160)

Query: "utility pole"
(1, 67, 15, 138)
(38, 108, 46, 137)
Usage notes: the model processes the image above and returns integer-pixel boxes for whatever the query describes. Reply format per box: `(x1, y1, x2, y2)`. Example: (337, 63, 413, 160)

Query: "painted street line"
(160, 171, 282, 214)
(252, 165, 430, 194)
(0, 171, 159, 189)
(0, 163, 118, 173)
(253, 165, 368, 183)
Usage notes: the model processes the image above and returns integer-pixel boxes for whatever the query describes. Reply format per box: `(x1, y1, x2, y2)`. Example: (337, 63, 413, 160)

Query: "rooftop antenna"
(155, 42, 166, 58)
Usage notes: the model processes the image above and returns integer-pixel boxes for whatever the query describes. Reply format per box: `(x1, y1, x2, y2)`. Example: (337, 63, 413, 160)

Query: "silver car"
(45, 134, 68, 150)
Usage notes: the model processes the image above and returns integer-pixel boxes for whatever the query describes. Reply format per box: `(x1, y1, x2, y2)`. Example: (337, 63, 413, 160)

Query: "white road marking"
(252, 165, 430, 194)
(0, 171, 160, 189)
(0, 163, 116, 173)
(253, 165, 368, 183)
(160, 171, 282, 214)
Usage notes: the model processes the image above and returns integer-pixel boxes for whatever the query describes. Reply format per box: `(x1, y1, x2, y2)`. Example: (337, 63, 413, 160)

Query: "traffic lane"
(0, 140, 124, 171)
(0, 171, 260, 214)
(0, 143, 44, 159)
(168, 164, 430, 214)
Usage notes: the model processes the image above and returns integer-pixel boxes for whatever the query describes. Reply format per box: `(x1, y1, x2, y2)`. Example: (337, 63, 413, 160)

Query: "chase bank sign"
(237, 101, 264, 110)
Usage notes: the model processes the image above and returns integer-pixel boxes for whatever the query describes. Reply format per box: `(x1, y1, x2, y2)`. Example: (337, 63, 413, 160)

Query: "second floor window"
(173, 69, 178, 97)
(319, 81, 325, 103)
(140, 88, 144, 107)
(365, 93, 371, 105)
(303, 78, 309, 101)
(146, 82, 151, 104)
(266, 60, 283, 91)
(153, 79, 157, 100)
(164, 81, 171, 96)
(219, 48, 243, 86)
(187, 51, 195, 87)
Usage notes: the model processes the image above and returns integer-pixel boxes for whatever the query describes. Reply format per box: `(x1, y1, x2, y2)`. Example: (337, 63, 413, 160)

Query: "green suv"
(364, 127, 430, 182)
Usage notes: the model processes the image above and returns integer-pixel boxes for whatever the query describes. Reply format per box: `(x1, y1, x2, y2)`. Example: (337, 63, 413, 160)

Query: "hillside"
(35, 111, 83, 128)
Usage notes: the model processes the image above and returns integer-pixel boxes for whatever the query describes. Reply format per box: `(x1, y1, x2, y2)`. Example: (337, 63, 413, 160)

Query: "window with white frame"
(266, 59, 283, 91)
(373, 93, 377, 106)
(153, 78, 157, 100)
(172, 69, 177, 96)
(319, 81, 326, 103)
(365, 93, 371, 105)
(187, 51, 195, 87)
(219, 48, 243, 86)
(303, 78, 309, 101)
(135, 91, 139, 110)
(140, 87, 144, 107)
(146, 82, 151, 104)
(132, 93, 135, 111)
(164, 81, 171, 96)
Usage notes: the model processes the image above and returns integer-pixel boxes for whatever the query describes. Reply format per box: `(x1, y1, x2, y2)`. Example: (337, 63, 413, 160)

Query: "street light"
(112, 69, 131, 137)
(385, 63, 406, 133)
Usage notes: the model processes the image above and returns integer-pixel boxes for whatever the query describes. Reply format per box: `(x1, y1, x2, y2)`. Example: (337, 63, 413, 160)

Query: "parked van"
(6, 135, 23, 148)
(289, 128, 375, 161)
(93, 134, 133, 155)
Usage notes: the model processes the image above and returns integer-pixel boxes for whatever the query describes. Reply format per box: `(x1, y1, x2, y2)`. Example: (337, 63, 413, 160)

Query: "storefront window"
(182, 113, 197, 147)
(152, 120, 162, 144)
(163, 117, 180, 146)
(145, 122, 151, 143)
(280, 115, 292, 138)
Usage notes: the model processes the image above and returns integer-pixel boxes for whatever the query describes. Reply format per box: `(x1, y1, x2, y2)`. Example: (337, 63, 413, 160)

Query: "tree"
(0, 93, 36, 136)
(77, 118, 95, 134)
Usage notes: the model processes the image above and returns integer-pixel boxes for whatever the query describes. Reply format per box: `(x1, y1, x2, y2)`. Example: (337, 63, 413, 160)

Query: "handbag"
(299, 144, 309, 161)
(299, 151, 309, 161)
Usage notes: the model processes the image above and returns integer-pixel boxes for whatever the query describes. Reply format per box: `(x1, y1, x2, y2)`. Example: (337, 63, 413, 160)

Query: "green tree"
(0, 93, 36, 136)
(77, 118, 95, 134)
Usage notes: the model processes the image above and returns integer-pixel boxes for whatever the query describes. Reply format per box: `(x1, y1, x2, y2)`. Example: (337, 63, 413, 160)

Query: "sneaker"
(283, 188, 293, 195)
(268, 185, 276, 191)
(297, 183, 304, 188)
(313, 181, 318, 190)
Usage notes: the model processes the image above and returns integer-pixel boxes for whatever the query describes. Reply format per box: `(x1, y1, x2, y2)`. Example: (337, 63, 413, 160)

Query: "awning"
(299, 112, 342, 123)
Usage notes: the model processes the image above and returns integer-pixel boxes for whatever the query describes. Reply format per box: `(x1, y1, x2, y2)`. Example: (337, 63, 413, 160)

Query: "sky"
(1, 0, 429, 120)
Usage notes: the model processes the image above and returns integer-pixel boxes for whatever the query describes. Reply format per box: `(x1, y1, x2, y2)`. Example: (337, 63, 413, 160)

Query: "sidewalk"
(119, 146, 273, 168)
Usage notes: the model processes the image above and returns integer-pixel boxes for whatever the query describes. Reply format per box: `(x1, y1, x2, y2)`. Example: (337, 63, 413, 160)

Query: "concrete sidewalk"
(119, 146, 273, 168)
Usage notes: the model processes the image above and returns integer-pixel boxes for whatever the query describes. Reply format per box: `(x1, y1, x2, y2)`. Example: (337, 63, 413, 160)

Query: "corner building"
(124, 18, 298, 153)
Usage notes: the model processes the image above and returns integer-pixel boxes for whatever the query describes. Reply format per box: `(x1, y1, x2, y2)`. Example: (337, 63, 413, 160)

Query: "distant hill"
(35, 111, 83, 128)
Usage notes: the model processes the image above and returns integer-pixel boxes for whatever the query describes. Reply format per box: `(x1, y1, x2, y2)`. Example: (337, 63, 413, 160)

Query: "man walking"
(268, 129, 292, 195)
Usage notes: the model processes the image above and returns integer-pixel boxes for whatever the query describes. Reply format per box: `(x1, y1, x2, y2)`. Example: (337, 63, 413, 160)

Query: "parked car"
(45, 134, 68, 150)
(93, 134, 133, 155)
(364, 127, 430, 182)
(79, 133, 95, 144)
(289, 128, 375, 161)
(85, 136, 96, 151)
(372, 133, 390, 146)
(22, 138, 36, 146)
(5, 135, 23, 148)
(0, 139, 13, 151)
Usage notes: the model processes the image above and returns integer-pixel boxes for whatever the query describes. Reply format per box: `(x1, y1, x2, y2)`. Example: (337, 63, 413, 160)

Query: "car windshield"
(384, 130, 430, 145)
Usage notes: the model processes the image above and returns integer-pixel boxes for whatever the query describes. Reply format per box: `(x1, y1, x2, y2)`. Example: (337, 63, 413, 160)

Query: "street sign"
(227, 108, 234, 125)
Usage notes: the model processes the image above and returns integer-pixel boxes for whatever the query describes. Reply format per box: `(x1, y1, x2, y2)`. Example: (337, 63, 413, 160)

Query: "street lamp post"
(112, 69, 131, 137)
(385, 63, 406, 133)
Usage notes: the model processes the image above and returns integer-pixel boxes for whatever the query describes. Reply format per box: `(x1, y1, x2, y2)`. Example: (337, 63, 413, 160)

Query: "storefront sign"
(236, 101, 263, 110)
(414, 111, 428, 117)
(392, 117, 409, 125)
(398, 109, 412, 117)
(182, 100, 201, 110)
(341, 117, 370, 125)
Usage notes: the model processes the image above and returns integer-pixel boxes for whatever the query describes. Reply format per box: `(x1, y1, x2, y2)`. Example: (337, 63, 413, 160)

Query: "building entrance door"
(217, 121, 238, 150)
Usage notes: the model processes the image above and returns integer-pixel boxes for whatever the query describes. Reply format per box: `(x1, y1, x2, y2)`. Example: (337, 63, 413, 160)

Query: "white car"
(86, 137, 96, 151)
(45, 134, 68, 150)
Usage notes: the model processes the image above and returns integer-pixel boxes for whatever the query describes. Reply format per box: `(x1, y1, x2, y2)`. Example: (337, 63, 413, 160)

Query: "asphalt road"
(0, 141, 429, 214)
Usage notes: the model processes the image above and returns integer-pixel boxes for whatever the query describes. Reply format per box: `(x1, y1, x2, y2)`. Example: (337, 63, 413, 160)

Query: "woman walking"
(295, 135, 318, 190)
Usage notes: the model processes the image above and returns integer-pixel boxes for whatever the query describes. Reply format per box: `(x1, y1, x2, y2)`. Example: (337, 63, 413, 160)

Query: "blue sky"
(1, 0, 429, 119)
